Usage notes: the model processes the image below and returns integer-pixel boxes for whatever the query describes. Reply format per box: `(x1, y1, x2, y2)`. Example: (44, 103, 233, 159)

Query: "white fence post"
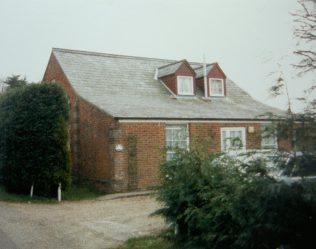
(58, 183, 62, 202)
(30, 184, 34, 198)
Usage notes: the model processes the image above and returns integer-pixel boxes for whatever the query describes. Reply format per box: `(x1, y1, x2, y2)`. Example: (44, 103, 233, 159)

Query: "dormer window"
(177, 76, 194, 95)
(209, 78, 224, 97)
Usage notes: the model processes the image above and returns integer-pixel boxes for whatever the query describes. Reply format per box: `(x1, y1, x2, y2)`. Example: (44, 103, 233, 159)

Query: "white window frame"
(209, 78, 224, 97)
(261, 124, 278, 150)
(165, 124, 189, 160)
(220, 127, 246, 152)
(177, 76, 194, 95)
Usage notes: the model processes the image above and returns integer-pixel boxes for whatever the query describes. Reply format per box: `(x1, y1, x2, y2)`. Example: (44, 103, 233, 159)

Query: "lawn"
(0, 184, 104, 203)
(111, 235, 180, 249)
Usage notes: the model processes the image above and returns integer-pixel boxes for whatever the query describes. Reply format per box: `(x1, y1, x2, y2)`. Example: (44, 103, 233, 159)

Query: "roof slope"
(157, 60, 183, 78)
(52, 48, 284, 120)
(194, 64, 215, 78)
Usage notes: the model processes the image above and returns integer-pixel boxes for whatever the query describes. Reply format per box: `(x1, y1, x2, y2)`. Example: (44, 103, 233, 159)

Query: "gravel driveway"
(0, 194, 165, 249)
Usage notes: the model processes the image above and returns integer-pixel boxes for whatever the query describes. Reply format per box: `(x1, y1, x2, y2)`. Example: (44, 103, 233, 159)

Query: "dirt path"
(0, 195, 165, 249)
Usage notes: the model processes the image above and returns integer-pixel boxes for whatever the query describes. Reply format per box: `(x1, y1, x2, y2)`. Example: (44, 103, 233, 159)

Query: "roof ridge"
(194, 63, 216, 70)
(52, 48, 178, 63)
(52, 48, 216, 66)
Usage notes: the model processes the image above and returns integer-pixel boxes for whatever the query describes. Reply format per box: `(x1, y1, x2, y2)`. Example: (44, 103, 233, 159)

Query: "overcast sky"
(0, 0, 314, 111)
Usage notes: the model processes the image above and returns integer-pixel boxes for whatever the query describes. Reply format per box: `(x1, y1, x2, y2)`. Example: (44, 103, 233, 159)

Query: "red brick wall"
(278, 138, 292, 151)
(189, 123, 261, 152)
(43, 53, 79, 174)
(195, 64, 227, 97)
(208, 64, 226, 79)
(78, 98, 117, 184)
(118, 122, 166, 190)
(43, 53, 118, 192)
(160, 74, 177, 94)
(112, 121, 265, 192)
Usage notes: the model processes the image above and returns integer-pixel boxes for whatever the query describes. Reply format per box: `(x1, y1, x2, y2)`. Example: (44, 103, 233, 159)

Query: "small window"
(209, 78, 224, 96)
(177, 76, 194, 95)
(166, 124, 189, 160)
(261, 124, 278, 149)
(221, 127, 246, 151)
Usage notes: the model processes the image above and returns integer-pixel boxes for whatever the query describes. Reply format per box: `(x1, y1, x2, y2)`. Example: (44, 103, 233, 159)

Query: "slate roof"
(194, 64, 215, 78)
(157, 60, 183, 78)
(51, 48, 284, 120)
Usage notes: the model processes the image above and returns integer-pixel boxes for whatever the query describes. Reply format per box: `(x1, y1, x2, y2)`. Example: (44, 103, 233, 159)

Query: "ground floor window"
(165, 124, 189, 160)
(261, 123, 278, 149)
(221, 127, 246, 151)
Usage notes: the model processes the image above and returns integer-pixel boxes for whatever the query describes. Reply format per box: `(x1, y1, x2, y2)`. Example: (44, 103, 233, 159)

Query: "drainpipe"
(203, 55, 207, 98)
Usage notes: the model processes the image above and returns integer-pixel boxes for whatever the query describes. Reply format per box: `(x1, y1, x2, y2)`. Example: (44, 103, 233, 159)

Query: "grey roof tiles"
(194, 64, 215, 78)
(52, 48, 284, 120)
(157, 61, 183, 78)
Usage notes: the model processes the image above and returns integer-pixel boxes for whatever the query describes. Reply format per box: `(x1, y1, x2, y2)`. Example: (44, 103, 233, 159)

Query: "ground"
(0, 194, 165, 249)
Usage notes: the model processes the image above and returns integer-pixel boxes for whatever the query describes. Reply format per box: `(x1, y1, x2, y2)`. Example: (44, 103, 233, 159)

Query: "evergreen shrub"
(157, 150, 316, 249)
(0, 83, 70, 196)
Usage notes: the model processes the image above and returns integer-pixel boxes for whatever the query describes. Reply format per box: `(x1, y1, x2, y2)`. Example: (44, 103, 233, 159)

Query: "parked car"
(224, 150, 316, 182)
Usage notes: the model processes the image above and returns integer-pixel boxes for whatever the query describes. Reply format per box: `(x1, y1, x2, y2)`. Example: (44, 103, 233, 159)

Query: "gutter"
(117, 117, 285, 123)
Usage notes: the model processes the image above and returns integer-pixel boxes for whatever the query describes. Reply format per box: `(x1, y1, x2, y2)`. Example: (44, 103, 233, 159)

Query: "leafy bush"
(156, 150, 316, 249)
(0, 83, 71, 197)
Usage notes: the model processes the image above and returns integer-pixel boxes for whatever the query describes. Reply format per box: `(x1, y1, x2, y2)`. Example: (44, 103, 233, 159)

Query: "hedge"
(0, 83, 71, 197)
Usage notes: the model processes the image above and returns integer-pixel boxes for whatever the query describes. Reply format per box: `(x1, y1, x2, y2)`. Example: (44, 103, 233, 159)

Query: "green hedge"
(0, 83, 71, 197)
(157, 150, 316, 249)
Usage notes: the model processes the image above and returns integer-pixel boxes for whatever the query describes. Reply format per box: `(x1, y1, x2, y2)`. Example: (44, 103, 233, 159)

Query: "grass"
(111, 235, 180, 249)
(0, 183, 104, 203)
(62, 184, 104, 201)
(0, 185, 56, 203)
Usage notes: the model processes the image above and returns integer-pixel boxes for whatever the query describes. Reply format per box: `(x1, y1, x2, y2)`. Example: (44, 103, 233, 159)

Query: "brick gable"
(159, 60, 196, 96)
(208, 63, 227, 96)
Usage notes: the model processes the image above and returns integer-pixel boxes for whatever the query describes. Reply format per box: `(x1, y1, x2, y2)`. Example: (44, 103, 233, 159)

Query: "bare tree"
(292, 0, 316, 74)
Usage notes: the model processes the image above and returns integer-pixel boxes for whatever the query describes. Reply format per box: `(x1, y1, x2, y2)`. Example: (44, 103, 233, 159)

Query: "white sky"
(0, 0, 315, 111)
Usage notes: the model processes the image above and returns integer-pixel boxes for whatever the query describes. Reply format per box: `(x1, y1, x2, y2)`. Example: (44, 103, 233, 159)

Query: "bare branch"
(292, 0, 316, 75)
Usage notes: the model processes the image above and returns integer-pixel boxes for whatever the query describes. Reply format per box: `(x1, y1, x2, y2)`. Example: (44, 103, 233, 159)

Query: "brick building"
(43, 48, 285, 193)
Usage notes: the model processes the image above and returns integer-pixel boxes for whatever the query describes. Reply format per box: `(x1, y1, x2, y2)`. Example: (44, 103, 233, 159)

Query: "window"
(166, 125, 189, 160)
(261, 124, 278, 149)
(209, 78, 224, 96)
(177, 76, 194, 95)
(221, 127, 246, 151)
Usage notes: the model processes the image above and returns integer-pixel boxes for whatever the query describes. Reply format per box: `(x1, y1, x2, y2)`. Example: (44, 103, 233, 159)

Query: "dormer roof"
(194, 64, 215, 78)
(157, 61, 183, 78)
(194, 63, 227, 79)
(157, 59, 196, 78)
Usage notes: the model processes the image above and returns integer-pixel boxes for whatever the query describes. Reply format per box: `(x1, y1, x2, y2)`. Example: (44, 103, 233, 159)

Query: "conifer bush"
(157, 150, 316, 249)
(0, 83, 71, 197)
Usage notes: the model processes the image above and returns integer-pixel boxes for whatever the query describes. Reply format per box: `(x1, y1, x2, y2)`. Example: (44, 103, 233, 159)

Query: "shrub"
(157, 150, 316, 249)
(0, 83, 71, 197)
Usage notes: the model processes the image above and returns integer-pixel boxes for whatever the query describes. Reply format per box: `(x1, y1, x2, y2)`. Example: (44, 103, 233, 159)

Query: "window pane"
(179, 141, 187, 149)
(166, 140, 173, 147)
(178, 76, 193, 95)
(165, 125, 189, 159)
(210, 79, 223, 95)
(183, 78, 190, 93)
(221, 128, 245, 151)
(261, 124, 277, 149)
(221, 130, 226, 151)
(173, 129, 181, 141)
(178, 81, 185, 93)
(166, 151, 175, 161)
(166, 129, 172, 140)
